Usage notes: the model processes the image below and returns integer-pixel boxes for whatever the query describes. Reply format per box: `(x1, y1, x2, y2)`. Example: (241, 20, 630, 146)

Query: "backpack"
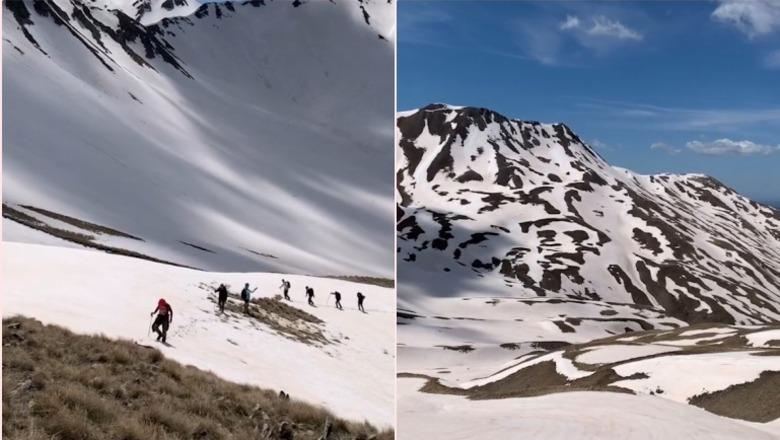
(241, 288, 249, 301)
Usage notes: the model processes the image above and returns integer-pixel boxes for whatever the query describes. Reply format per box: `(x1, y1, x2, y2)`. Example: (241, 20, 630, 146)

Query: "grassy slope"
(2, 317, 393, 440)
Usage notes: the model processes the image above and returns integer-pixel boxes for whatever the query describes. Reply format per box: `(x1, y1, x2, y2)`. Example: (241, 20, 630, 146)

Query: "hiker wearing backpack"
(280, 279, 291, 301)
(306, 286, 315, 306)
(357, 292, 366, 313)
(216, 283, 229, 313)
(150, 298, 173, 343)
(241, 283, 257, 314)
(330, 291, 343, 310)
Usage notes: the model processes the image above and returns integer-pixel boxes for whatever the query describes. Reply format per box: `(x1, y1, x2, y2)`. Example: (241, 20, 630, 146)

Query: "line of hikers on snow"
(149, 281, 368, 343)
(214, 280, 367, 314)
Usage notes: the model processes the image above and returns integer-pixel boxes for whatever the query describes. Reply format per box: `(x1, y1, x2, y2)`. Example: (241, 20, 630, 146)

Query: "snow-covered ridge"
(3, 0, 395, 276)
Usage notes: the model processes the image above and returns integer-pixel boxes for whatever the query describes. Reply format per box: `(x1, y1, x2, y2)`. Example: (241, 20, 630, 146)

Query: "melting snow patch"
(745, 329, 780, 348)
(577, 344, 682, 365)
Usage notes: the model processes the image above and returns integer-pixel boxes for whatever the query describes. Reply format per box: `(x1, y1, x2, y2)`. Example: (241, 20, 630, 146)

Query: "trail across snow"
(2, 242, 395, 428)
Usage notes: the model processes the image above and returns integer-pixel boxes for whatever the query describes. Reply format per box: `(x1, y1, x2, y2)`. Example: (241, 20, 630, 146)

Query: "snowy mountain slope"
(397, 104, 780, 325)
(3, 242, 395, 427)
(110, 0, 203, 25)
(396, 104, 780, 437)
(3, 0, 394, 277)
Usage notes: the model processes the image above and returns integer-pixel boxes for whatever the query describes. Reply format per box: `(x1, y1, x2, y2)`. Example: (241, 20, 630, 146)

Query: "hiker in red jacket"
(150, 298, 173, 343)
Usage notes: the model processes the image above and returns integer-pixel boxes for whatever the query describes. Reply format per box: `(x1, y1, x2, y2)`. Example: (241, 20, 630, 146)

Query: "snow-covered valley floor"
(2, 242, 395, 428)
(398, 377, 780, 440)
(398, 294, 780, 438)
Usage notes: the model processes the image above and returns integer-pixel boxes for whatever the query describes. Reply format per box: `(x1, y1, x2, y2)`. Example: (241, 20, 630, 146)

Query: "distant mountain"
(397, 104, 780, 326)
(763, 201, 780, 210)
(3, 0, 395, 276)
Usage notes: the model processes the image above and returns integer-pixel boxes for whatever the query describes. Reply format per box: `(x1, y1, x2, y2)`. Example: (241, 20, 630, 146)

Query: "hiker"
(241, 283, 257, 313)
(306, 286, 315, 306)
(280, 279, 291, 301)
(357, 292, 366, 313)
(330, 291, 343, 310)
(150, 298, 173, 343)
(215, 283, 229, 313)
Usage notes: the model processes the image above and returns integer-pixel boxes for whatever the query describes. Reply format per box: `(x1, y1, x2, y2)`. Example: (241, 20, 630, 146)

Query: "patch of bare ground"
(436, 345, 474, 353)
(395, 373, 469, 397)
(500, 341, 570, 351)
(19, 204, 142, 240)
(244, 248, 279, 259)
(198, 283, 330, 346)
(751, 349, 780, 356)
(689, 371, 780, 423)
(180, 241, 216, 254)
(396, 310, 422, 320)
(321, 276, 394, 289)
(3, 204, 194, 269)
(2, 317, 392, 440)
(467, 361, 643, 400)
(560, 326, 776, 372)
(400, 362, 637, 400)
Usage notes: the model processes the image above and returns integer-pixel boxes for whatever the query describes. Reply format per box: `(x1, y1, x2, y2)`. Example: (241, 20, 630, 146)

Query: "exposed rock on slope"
(397, 104, 780, 325)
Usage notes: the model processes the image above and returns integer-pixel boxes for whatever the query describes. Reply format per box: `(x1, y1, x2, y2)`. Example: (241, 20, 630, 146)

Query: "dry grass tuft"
(199, 283, 332, 346)
(3, 317, 393, 440)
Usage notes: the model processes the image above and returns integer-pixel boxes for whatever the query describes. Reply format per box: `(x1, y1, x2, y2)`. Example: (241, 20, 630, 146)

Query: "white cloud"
(560, 15, 581, 31)
(651, 139, 779, 156)
(579, 99, 780, 132)
(517, 20, 566, 66)
(590, 139, 607, 148)
(686, 139, 780, 155)
(560, 15, 642, 41)
(650, 142, 682, 155)
(586, 16, 643, 41)
(590, 139, 609, 150)
(712, 0, 780, 38)
(764, 50, 780, 69)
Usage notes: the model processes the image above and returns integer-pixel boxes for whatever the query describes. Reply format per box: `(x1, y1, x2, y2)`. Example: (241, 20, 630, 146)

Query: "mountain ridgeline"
(397, 104, 780, 326)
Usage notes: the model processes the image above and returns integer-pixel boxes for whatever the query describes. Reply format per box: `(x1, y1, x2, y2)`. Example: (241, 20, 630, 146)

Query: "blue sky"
(398, 0, 780, 206)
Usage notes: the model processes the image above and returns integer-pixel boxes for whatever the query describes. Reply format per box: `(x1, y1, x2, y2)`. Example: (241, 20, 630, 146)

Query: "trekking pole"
(147, 315, 153, 337)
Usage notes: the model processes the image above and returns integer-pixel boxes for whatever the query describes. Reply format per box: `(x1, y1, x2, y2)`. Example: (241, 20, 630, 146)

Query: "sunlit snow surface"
(398, 378, 780, 440)
(3, 242, 395, 427)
